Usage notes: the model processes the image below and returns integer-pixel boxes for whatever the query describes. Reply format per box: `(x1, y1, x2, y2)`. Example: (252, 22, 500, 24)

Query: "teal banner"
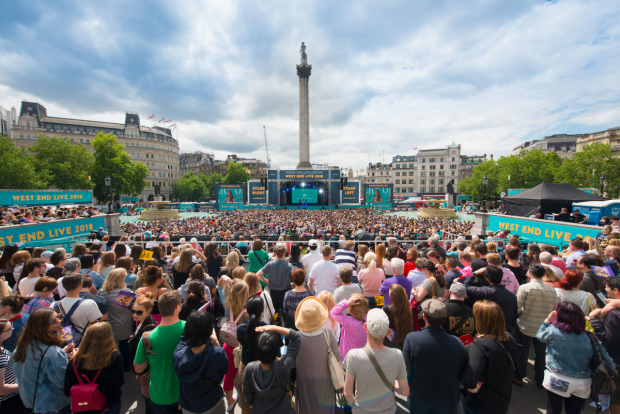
(219, 203, 241, 211)
(369, 203, 392, 210)
(0, 216, 105, 247)
(0, 191, 93, 206)
(487, 214, 601, 247)
(121, 197, 138, 202)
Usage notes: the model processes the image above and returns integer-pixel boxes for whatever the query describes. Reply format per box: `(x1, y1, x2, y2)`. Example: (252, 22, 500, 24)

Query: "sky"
(1, 0, 619, 172)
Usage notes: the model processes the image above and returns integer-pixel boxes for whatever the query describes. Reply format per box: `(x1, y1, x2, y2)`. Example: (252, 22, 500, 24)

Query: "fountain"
(138, 196, 181, 221)
(416, 197, 458, 219)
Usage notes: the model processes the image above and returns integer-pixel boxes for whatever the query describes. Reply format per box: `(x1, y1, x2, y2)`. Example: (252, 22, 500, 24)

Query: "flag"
(413, 147, 418, 150)
(159, 117, 165, 123)
(361, 169, 365, 172)
(165, 120, 172, 123)
(170, 123, 176, 128)
(147, 114, 155, 119)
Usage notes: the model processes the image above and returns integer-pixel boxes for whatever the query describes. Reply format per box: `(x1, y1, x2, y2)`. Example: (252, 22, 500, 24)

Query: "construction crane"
(263, 126, 271, 168)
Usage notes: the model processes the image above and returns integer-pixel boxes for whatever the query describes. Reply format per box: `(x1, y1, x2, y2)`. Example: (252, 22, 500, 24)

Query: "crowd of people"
(1, 217, 620, 413)
(119, 209, 475, 239)
(0, 205, 103, 226)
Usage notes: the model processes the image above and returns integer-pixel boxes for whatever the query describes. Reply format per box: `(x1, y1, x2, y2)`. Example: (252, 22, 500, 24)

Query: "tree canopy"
(172, 173, 207, 201)
(223, 162, 250, 184)
(0, 136, 47, 189)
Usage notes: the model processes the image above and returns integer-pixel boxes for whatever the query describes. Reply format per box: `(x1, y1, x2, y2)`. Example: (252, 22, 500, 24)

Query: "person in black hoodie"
(242, 325, 300, 414)
(173, 311, 228, 414)
(64, 321, 125, 414)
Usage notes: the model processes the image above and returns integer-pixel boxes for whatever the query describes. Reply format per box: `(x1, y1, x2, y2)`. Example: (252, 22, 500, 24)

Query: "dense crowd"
(120, 209, 475, 239)
(1, 230, 620, 414)
(0, 206, 102, 226)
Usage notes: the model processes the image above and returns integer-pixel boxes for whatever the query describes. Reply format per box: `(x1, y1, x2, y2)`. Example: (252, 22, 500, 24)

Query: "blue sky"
(1, 0, 619, 171)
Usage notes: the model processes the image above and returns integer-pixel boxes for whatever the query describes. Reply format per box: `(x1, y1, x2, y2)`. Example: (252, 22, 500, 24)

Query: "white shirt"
(18, 276, 41, 296)
(543, 263, 564, 279)
(54, 297, 102, 331)
(302, 250, 322, 281)
(309, 260, 341, 295)
(145, 242, 158, 249)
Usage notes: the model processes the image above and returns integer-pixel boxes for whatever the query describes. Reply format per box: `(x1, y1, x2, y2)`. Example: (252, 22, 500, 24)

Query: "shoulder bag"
(323, 328, 346, 390)
(363, 346, 394, 392)
(70, 358, 106, 413)
(220, 307, 245, 347)
(586, 331, 618, 400)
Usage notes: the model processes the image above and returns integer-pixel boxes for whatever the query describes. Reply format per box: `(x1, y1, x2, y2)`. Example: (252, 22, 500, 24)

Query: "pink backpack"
(70, 359, 106, 413)
(219, 307, 245, 347)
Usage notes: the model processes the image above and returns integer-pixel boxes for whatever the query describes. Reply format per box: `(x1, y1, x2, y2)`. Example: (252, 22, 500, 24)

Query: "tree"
(29, 135, 94, 189)
(90, 133, 148, 201)
(556, 143, 620, 197)
(172, 173, 206, 201)
(223, 162, 249, 185)
(198, 172, 223, 198)
(457, 160, 501, 201)
(0, 136, 46, 189)
(495, 149, 562, 191)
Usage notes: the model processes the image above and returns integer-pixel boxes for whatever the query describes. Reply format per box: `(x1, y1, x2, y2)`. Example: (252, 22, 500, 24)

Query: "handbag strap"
(253, 250, 266, 267)
(363, 346, 394, 392)
(73, 358, 104, 384)
(32, 346, 51, 411)
(231, 307, 245, 324)
(587, 293, 593, 314)
(447, 314, 469, 336)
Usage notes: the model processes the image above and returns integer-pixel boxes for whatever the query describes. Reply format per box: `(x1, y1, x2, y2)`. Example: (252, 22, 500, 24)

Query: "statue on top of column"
(300, 42, 307, 60)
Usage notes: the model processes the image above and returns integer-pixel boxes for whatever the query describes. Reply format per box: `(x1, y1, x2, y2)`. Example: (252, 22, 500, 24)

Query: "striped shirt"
(516, 279, 558, 337)
(22, 296, 54, 315)
(0, 347, 17, 401)
(334, 249, 357, 277)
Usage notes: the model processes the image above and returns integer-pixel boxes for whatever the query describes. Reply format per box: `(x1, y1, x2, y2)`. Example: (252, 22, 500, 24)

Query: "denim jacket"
(11, 341, 71, 412)
(537, 322, 616, 379)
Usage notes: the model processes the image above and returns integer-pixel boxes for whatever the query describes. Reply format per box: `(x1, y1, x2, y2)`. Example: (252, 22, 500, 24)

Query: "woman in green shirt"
(249, 240, 270, 287)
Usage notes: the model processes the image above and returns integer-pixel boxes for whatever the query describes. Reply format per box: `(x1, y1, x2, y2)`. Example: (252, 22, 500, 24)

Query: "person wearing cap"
(56, 258, 81, 298)
(464, 266, 518, 333)
(302, 240, 322, 283)
(442, 282, 476, 337)
(402, 299, 468, 413)
(40, 250, 55, 271)
(343, 308, 409, 413)
(294, 296, 341, 414)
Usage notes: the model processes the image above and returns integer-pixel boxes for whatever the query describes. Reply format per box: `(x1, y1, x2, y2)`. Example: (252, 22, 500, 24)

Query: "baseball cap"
(449, 282, 466, 297)
(308, 239, 318, 247)
(421, 299, 447, 319)
(366, 308, 390, 338)
(41, 251, 54, 258)
(63, 258, 81, 271)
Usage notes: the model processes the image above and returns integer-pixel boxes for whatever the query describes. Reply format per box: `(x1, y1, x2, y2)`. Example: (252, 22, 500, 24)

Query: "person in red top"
(404, 248, 418, 277)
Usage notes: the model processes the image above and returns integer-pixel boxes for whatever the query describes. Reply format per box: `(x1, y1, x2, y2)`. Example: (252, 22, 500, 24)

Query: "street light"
(105, 175, 112, 214)
(482, 174, 489, 213)
(600, 174, 607, 196)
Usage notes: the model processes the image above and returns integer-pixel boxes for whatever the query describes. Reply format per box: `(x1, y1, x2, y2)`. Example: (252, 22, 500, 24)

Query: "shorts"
(543, 370, 591, 399)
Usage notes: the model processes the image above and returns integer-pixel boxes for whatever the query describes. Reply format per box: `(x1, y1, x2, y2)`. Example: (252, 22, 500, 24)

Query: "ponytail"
(369, 260, 376, 271)
(246, 295, 265, 355)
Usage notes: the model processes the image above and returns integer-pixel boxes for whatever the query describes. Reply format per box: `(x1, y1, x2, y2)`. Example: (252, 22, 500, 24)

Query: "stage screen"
(365, 185, 392, 203)
(216, 184, 244, 203)
(292, 188, 318, 203)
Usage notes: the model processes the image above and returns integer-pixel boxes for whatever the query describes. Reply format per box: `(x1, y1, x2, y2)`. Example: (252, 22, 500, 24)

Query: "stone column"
(296, 62, 312, 169)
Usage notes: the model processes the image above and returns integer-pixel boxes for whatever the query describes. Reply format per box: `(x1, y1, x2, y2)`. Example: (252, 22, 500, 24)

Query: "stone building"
(576, 127, 620, 157)
(180, 151, 215, 176)
(509, 134, 581, 157)
(198, 154, 268, 179)
(11, 101, 180, 201)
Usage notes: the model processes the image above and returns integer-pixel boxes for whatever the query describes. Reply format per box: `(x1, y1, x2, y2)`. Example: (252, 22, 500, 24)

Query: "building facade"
(576, 127, 620, 157)
(11, 101, 180, 201)
(459, 155, 487, 179)
(198, 154, 268, 179)
(0, 106, 15, 137)
(509, 134, 581, 158)
(180, 151, 215, 176)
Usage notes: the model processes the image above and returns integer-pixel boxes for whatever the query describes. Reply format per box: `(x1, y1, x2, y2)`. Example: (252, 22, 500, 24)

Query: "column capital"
(296, 64, 312, 79)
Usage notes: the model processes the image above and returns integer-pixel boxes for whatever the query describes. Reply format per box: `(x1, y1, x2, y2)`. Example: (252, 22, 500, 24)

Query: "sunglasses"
(131, 309, 144, 316)
(49, 317, 60, 324)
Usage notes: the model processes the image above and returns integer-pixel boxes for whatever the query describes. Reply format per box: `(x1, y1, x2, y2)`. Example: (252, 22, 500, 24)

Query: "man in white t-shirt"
(302, 240, 322, 282)
(53, 273, 102, 342)
(56, 258, 81, 298)
(18, 258, 47, 296)
(309, 245, 341, 295)
(540, 252, 564, 279)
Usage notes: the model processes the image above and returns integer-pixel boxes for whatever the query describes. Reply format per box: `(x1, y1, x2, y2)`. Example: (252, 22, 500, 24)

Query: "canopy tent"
(502, 183, 606, 217)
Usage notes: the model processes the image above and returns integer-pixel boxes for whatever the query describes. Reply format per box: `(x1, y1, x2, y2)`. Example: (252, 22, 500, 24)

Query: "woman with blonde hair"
(318, 290, 340, 342)
(358, 251, 385, 309)
(587, 237, 604, 257)
(331, 293, 369, 361)
(63, 322, 124, 414)
(99, 251, 116, 279)
(245, 272, 275, 323)
(461, 300, 517, 414)
(543, 266, 561, 288)
(231, 265, 246, 280)
(356, 244, 369, 273)
(98, 268, 135, 373)
(217, 251, 240, 281)
(136, 266, 168, 325)
(217, 276, 249, 409)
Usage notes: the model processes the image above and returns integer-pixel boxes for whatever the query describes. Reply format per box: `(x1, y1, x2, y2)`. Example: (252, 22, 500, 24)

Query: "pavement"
(120, 348, 603, 414)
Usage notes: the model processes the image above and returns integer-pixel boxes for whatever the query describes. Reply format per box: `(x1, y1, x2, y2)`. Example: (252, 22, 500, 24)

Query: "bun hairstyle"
(418, 259, 447, 288)
(558, 270, 584, 291)
(0, 294, 31, 312)
(143, 265, 163, 286)
(135, 291, 154, 310)
(246, 295, 265, 356)
(186, 281, 205, 302)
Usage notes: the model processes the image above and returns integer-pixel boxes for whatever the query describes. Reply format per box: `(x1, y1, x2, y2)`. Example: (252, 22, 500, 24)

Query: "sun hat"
(295, 296, 329, 332)
(366, 308, 390, 338)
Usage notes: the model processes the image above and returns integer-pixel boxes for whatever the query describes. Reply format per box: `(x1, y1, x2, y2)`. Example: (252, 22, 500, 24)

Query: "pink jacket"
(331, 300, 367, 362)
(501, 267, 519, 294)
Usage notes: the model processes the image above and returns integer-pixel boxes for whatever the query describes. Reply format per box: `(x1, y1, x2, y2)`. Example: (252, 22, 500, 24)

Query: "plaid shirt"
(516, 278, 557, 337)
(22, 296, 54, 315)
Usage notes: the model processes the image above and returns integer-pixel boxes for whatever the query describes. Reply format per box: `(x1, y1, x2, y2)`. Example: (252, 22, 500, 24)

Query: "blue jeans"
(460, 401, 487, 414)
(408, 397, 442, 413)
(151, 401, 181, 414)
(41, 405, 71, 414)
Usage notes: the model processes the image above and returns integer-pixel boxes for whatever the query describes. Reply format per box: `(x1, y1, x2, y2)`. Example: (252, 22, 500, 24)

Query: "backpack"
(53, 299, 88, 345)
(586, 331, 618, 406)
(69, 358, 106, 413)
(219, 307, 245, 347)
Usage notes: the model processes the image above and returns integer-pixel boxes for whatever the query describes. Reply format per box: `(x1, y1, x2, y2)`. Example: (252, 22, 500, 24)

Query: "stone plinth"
(139, 200, 181, 221)
(416, 198, 458, 219)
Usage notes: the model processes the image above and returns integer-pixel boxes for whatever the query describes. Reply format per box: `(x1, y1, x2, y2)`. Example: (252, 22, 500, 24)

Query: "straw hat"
(295, 296, 328, 332)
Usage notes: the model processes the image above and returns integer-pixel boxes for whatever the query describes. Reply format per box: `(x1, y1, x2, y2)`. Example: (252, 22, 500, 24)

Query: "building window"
(421, 179, 425, 185)
(452, 157, 455, 161)
(430, 172, 436, 177)
(440, 165, 444, 169)
(429, 158, 436, 162)
(450, 165, 457, 169)
(396, 180, 400, 184)
(430, 187, 435, 193)
(27, 135, 31, 139)
(409, 180, 414, 184)
(409, 163, 414, 167)
(395, 172, 400, 176)
(430, 165, 435, 170)
(80, 139, 84, 143)
(430, 179, 435, 185)
(409, 187, 413, 192)
(137, 153, 140, 158)
(20, 134, 23, 139)
(86, 139, 90, 144)
(452, 171, 455, 176)
(421, 187, 425, 193)
(395, 164, 400, 168)
(439, 171, 444, 177)
(421, 172, 426, 177)
(439, 179, 444, 185)
(131, 153, 135, 157)
(409, 172, 413, 176)
(422, 158, 425, 163)
(422, 166, 425, 170)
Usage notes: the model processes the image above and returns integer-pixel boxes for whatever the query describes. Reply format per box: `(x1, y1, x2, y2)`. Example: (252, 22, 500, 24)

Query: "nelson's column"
(296, 42, 312, 169)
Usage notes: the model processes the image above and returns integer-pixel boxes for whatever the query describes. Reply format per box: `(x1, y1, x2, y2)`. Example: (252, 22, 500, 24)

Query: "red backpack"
(70, 359, 106, 413)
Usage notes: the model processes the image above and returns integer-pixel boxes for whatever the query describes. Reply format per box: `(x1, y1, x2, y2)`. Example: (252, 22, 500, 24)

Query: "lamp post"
(600, 174, 607, 196)
(482, 174, 489, 213)
(105, 175, 112, 214)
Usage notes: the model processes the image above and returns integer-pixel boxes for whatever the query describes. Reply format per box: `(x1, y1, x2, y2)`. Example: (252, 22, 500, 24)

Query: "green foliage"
(0, 136, 47, 189)
(223, 162, 249, 185)
(556, 143, 620, 198)
(198, 172, 223, 198)
(458, 160, 501, 200)
(172, 173, 207, 201)
(90, 133, 148, 201)
(29, 135, 94, 189)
